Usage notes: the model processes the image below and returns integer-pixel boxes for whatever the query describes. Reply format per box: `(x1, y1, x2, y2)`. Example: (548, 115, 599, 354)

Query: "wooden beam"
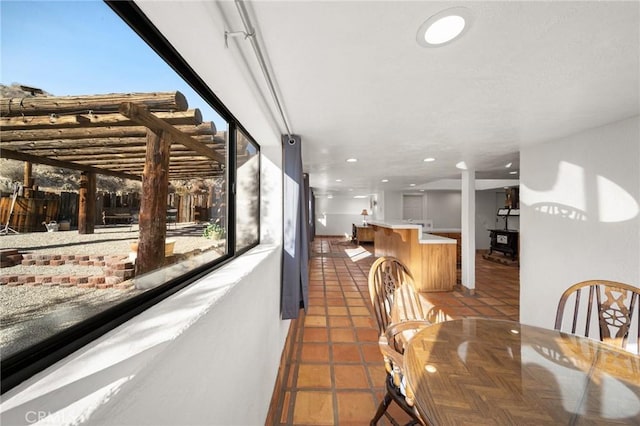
(0, 121, 215, 142)
(0, 149, 141, 181)
(170, 171, 224, 179)
(46, 150, 223, 162)
(2, 134, 219, 152)
(119, 102, 225, 164)
(0, 109, 202, 130)
(61, 155, 224, 165)
(1, 91, 188, 116)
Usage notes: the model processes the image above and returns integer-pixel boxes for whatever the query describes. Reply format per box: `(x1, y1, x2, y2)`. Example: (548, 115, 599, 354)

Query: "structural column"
(78, 171, 96, 234)
(136, 129, 171, 275)
(23, 162, 33, 198)
(461, 169, 476, 293)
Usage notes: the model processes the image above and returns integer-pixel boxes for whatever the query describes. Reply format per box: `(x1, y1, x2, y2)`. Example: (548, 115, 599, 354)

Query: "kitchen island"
(368, 220, 457, 292)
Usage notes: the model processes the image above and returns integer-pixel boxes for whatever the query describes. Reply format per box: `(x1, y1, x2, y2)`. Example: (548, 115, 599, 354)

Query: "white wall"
(426, 190, 462, 230)
(372, 192, 383, 221)
(476, 190, 498, 250)
(314, 195, 369, 236)
(383, 190, 402, 220)
(520, 116, 640, 331)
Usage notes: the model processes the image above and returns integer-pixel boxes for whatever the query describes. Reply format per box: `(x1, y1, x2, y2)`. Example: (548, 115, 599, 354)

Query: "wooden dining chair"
(368, 256, 430, 425)
(555, 280, 639, 354)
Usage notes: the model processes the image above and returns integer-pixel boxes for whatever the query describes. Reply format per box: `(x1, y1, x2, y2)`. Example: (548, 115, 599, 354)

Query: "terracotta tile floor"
(270, 237, 519, 425)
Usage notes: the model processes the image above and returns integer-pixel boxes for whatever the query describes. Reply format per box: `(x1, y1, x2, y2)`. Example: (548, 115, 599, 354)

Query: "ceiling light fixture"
(455, 161, 468, 170)
(381, 179, 389, 183)
(409, 183, 416, 187)
(509, 171, 518, 175)
(423, 157, 436, 162)
(335, 179, 342, 182)
(417, 7, 473, 48)
(346, 158, 358, 163)
(505, 162, 512, 168)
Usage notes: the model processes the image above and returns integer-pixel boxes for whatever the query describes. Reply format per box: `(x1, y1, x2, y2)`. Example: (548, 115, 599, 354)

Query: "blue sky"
(0, 0, 225, 130)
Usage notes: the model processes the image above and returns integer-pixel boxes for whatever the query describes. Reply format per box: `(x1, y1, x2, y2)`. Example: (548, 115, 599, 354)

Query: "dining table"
(403, 318, 640, 425)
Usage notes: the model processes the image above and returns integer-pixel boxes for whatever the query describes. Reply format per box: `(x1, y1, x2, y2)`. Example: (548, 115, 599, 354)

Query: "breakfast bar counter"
(368, 220, 456, 292)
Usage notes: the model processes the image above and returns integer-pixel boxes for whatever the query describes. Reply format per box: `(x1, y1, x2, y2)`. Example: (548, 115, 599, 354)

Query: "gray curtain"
(282, 135, 309, 319)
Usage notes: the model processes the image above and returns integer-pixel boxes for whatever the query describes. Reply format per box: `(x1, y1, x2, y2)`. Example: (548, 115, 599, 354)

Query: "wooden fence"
(0, 193, 61, 233)
(0, 190, 224, 233)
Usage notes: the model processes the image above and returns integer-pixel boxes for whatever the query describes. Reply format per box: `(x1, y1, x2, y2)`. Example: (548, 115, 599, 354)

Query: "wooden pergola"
(1, 91, 226, 274)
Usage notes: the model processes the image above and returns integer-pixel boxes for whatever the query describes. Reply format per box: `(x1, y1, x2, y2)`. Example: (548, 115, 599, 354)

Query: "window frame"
(1, 0, 261, 393)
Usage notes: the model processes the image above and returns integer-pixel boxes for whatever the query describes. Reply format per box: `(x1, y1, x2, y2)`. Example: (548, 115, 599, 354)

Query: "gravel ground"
(0, 223, 224, 357)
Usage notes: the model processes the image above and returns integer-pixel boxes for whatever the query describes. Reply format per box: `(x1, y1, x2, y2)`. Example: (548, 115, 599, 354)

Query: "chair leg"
(370, 390, 393, 425)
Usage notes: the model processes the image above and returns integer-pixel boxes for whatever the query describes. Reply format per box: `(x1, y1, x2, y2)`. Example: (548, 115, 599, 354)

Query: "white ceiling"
(160, 1, 639, 195)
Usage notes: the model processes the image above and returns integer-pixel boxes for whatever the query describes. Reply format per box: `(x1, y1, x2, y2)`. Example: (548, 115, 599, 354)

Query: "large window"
(0, 1, 258, 392)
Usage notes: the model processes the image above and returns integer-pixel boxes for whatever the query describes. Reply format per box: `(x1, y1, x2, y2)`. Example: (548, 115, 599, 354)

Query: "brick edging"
(0, 253, 135, 290)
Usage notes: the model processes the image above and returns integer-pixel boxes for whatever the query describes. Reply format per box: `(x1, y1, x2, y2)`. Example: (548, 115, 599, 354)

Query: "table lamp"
(360, 209, 369, 225)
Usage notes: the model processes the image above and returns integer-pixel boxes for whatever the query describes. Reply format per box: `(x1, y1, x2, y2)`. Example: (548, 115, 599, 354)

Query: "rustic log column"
(136, 129, 171, 275)
(23, 162, 33, 198)
(78, 171, 96, 234)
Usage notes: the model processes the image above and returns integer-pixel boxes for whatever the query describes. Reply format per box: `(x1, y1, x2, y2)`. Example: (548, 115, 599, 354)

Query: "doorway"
(402, 194, 423, 221)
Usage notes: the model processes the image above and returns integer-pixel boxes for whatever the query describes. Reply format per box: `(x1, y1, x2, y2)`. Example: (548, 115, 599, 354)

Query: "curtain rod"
(232, 0, 294, 139)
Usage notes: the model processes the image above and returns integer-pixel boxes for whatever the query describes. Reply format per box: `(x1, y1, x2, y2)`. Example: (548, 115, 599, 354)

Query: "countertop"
(367, 220, 456, 245)
(419, 233, 456, 244)
(367, 220, 424, 230)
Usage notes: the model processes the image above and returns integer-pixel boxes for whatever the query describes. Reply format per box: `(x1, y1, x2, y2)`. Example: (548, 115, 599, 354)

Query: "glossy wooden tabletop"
(404, 318, 640, 425)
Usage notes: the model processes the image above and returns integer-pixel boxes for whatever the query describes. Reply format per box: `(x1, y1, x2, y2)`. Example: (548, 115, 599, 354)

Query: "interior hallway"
(268, 237, 520, 425)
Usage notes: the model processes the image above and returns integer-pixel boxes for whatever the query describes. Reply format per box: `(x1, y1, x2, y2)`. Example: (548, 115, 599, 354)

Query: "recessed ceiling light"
(327, 195, 333, 199)
(335, 179, 342, 182)
(456, 161, 467, 170)
(409, 183, 416, 187)
(417, 7, 473, 48)
(346, 158, 358, 163)
(423, 157, 436, 162)
(354, 195, 367, 199)
(381, 179, 389, 183)
(509, 171, 518, 175)
(505, 162, 512, 168)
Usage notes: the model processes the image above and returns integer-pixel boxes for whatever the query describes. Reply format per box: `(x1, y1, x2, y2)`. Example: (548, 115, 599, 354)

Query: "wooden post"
(78, 171, 96, 234)
(23, 162, 33, 198)
(136, 129, 171, 275)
